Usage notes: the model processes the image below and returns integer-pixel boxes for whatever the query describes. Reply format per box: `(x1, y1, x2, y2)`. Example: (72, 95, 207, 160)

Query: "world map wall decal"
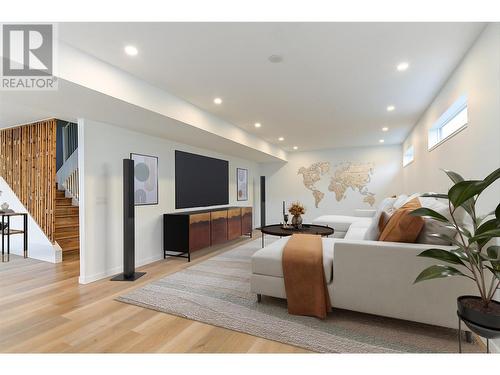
(297, 161, 376, 208)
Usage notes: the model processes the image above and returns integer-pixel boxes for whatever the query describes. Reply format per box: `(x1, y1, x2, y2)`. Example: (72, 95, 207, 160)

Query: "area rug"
(117, 238, 480, 353)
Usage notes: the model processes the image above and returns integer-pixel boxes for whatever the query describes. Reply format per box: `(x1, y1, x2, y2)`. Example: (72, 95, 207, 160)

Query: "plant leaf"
(442, 169, 464, 184)
(483, 167, 500, 187)
(486, 246, 500, 276)
(475, 218, 500, 247)
(442, 170, 478, 217)
(477, 210, 495, 225)
(469, 229, 500, 244)
(410, 207, 450, 223)
(448, 168, 500, 216)
(418, 249, 465, 266)
(496, 203, 500, 220)
(450, 249, 469, 261)
(414, 265, 470, 283)
(487, 245, 500, 260)
(485, 266, 500, 281)
(448, 180, 484, 210)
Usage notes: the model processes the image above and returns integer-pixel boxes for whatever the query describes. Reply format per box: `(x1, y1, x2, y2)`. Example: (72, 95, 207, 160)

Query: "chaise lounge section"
(251, 195, 478, 329)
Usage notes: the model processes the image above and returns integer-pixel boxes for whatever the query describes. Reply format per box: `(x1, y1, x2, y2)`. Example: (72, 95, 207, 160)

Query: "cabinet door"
(227, 208, 242, 240)
(189, 213, 211, 252)
(241, 207, 253, 235)
(211, 210, 228, 245)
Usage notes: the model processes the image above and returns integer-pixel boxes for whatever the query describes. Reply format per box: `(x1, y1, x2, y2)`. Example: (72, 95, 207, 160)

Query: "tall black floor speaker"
(111, 159, 146, 281)
(260, 176, 266, 228)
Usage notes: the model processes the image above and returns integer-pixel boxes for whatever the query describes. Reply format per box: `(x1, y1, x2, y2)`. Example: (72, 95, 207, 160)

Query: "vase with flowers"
(288, 201, 306, 229)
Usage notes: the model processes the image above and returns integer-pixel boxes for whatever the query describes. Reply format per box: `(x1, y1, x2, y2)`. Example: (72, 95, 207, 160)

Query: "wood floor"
(0, 234, 308, 353)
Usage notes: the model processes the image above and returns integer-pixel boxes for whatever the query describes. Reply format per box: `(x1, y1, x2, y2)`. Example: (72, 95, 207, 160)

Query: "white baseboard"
(78, 254, 163, 284)
(10, 243, 62, 263)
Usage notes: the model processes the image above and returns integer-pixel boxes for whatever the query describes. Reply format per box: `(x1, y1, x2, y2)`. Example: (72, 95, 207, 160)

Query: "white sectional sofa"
(251, 198, 478, 329)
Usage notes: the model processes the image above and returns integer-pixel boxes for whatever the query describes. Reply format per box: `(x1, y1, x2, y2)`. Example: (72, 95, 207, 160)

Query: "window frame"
(402, 144, 414, 167)
(428, 95, 468, 151)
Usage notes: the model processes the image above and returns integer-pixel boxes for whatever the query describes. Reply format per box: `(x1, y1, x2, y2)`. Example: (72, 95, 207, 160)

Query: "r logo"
(2, 24, 53, 76)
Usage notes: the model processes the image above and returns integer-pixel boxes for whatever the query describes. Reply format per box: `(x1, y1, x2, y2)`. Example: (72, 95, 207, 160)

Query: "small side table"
(457, 311, 500, 353)
(1, 212, 28, 262)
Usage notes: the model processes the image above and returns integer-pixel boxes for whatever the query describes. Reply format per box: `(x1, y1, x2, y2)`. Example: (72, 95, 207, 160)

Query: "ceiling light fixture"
(379, 139, 385, 143)
(278, 137, 284, 141)
(254, 122, 261, 128)
(124, 45, 138, 56)
(396, 62, 409, 71)
(382, 127, 389, 132)
(213, 97, 223, 105)
(386, 105, 395, 112)
(268, 54, 283, 63)
(293, 146, 298, 150)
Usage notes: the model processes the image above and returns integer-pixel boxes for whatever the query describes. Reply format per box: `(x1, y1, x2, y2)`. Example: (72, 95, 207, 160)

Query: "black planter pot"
(457, 296, 500, 339)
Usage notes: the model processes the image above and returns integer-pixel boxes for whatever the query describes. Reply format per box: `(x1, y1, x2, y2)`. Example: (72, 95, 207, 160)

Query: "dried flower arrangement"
(288, 201, 306, 216)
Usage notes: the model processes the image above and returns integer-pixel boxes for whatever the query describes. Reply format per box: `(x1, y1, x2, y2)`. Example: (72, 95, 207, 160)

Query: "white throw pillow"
(363, 197, 397, 240)
(417, 196, 463, 245)
(393, 194, 409, 209)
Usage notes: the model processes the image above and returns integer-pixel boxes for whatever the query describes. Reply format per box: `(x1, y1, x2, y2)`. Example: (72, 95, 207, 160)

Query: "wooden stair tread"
(61, 245, 79, 252)
(55, 233, 79, 240)
(55, 213, 79, 218)
(55, 223, 79, 229)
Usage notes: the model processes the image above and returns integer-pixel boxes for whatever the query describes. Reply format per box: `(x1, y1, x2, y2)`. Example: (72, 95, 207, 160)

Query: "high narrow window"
(428, 95, 468, 150)
(403, 145, 414, 167)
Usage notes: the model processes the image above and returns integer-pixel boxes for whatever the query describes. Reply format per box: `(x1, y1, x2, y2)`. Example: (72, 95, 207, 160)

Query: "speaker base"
(110, 272, 146, 281)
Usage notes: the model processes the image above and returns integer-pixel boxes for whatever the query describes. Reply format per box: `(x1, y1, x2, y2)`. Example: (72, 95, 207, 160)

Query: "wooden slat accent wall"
(0, 119, 57, 242)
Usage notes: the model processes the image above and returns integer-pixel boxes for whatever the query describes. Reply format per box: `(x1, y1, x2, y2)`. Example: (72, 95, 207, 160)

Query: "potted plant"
(411, 168, 500, 337)
(288, 201, 306, 229)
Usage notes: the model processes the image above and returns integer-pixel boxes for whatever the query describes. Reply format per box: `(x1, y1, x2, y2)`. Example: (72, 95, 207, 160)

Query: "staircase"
(54, 188, 79, 260)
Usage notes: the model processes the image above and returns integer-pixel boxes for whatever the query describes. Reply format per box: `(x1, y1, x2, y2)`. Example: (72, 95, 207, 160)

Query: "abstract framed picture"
(237, 168, 248, 201)
(130, 153, 158, 205)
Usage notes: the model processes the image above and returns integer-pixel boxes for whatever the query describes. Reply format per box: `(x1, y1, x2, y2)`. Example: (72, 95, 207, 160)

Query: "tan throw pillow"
(378, 198, 424, 243)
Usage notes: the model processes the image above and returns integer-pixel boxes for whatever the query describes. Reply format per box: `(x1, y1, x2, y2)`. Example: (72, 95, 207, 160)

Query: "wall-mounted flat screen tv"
(175, 150, 229, 209)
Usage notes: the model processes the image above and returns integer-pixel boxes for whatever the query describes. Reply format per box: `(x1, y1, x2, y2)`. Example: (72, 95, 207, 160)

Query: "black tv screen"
(175, 150, 229, 209)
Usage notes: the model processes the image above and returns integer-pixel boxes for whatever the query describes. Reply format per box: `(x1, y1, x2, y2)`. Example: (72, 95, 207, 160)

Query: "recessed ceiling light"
(379, 139, 385, 143)
(396, 62, 409, 71)
(213, 97, 222, 105)
(254, 122, 261, 128)
(293, 146, 298, 150)
(386, 105, 395, 112)
(382, 127, 389, 132)
(278, 137, 284, 141)
(124, 45, 138, 56)
(268, 54, 283, 63)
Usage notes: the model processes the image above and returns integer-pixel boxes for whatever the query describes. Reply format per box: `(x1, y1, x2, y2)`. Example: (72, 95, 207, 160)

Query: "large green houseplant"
(411, 167, 500, 332)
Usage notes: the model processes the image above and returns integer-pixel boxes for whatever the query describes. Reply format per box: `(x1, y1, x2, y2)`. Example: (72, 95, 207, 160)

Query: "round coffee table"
(259, 224, 334, 248)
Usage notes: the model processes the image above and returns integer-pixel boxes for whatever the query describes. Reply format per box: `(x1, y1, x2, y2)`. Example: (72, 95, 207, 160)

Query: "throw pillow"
(416, 196, 463, 245)
(378, 198, 425, 243)
(393, 194, 409, 209)
(363, 197, 397, 240)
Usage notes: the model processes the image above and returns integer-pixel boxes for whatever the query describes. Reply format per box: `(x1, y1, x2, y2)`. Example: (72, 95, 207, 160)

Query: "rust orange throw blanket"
(282, 234, 331, 319)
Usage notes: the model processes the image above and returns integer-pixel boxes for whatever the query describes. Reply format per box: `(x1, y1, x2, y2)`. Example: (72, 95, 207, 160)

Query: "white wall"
(259, 145, 402, 225)
(78, 118, 258, 284)
(402, 23, 500, 352)
(402, 23, 500, 215)
(0, 177, 61, 263)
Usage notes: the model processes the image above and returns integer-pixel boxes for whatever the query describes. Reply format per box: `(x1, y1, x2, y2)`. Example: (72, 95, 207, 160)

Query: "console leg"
(257, 294, 262, 303)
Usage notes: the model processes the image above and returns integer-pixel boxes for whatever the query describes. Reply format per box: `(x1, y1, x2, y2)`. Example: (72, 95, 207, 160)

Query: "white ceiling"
(58, 22, 486, 151)
(0, 79, 286, 162)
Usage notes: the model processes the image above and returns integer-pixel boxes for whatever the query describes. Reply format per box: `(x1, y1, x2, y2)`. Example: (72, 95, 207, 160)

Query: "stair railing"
(56, 148, 79, 202)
